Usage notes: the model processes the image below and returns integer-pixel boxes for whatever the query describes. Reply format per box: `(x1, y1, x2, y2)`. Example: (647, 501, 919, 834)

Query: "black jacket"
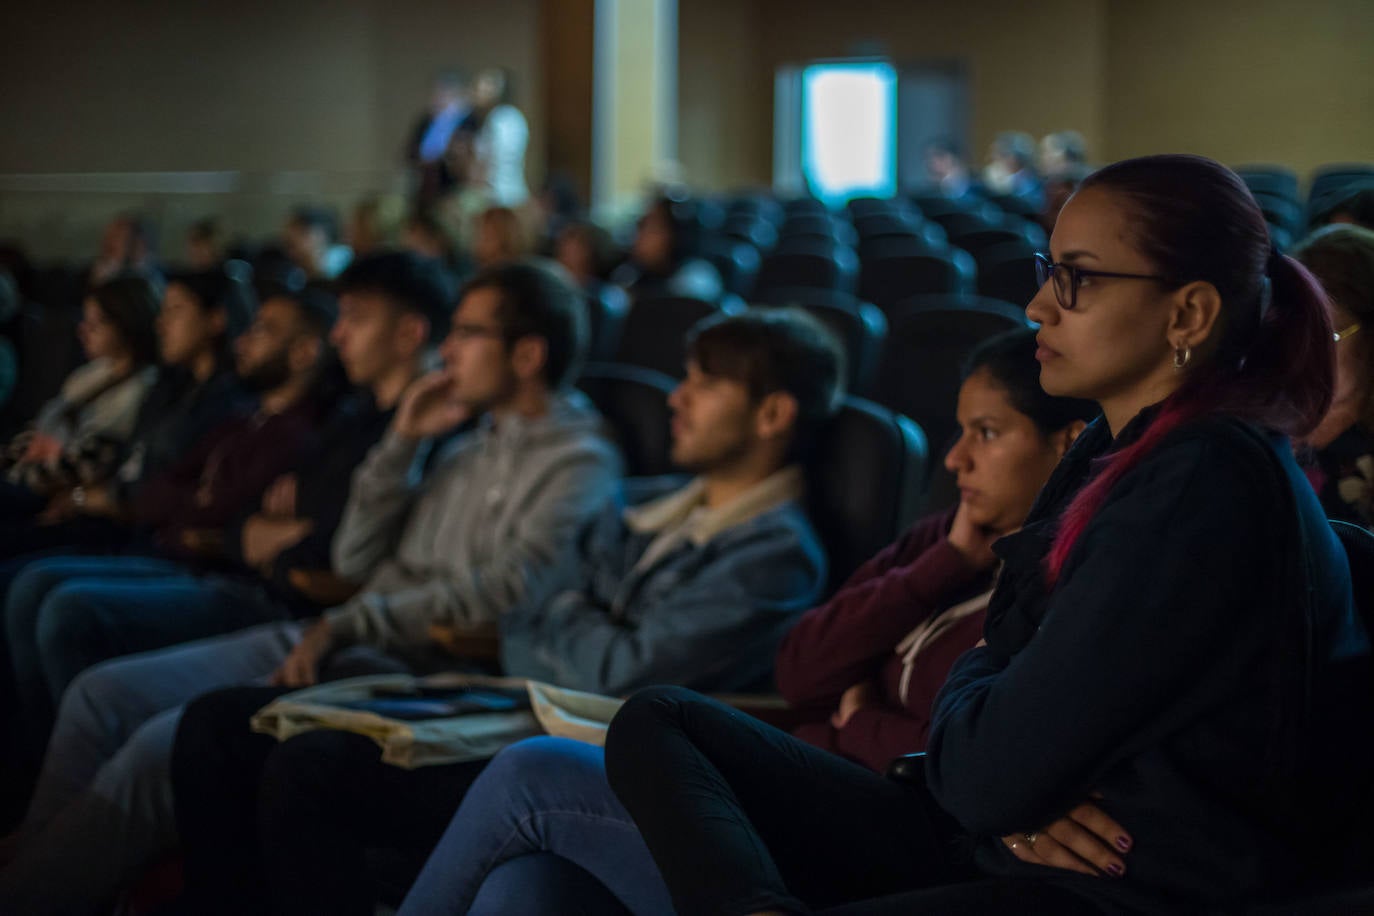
(927, 409, 1372, 913)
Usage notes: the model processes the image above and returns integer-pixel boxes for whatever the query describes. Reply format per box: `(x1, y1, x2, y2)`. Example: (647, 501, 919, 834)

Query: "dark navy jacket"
(927, 410, 1372, 913)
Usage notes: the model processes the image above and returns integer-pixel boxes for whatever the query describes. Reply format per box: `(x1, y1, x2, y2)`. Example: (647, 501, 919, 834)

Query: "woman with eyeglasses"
(1293, 224, 1374, 529)
(603, 154, 1373, 915)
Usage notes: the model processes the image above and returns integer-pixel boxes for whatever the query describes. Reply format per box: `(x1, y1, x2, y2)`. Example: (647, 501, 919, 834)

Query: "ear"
(1168, 280, 1224, 355)
(395, 313, 430, 358)
(208, 307, 228, 339)
(1051, 419, 1088, 459)
(754, 391, 799, 443)
(510, 335, 548, 383)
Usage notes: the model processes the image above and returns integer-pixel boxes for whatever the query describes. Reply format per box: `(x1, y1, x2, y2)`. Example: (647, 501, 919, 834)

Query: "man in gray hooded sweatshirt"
(0, 261, 620, 915)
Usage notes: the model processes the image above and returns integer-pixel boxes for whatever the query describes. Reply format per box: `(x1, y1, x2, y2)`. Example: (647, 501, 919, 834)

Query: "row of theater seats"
(1234, 162, 1374, 244)
(700, 192, 1047, 310)
(574, 361, 927, 591)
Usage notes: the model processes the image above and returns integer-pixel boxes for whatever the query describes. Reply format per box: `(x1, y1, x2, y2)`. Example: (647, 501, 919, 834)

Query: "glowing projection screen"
(801, 62, 897, 205)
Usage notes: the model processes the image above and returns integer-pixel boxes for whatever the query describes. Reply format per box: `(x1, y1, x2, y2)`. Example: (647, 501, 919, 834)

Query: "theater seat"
(755, 242, 860, 297)
(575, 363, 676, 478)
(613, 294, 744, 378)
(699, 237, 762, 299)
(585, 283, 630, 362)
(779, 214, 859, 249)
(806, 397, 927, 590)
(975, 241, 1040, 308)
(859, 249, 977, 309)
(751, 288, 887, 397)
(873, 295, 1032, 510)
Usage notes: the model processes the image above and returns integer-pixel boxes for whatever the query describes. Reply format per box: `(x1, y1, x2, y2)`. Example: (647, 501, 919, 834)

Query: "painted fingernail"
(1114, 836, 1132, 853)
(1106, 862, 1125, 878)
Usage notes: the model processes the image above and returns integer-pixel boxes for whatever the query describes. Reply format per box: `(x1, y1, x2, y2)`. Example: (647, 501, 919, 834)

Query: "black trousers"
(604, 685, 1109, 916)
(170, 685, 488, 916)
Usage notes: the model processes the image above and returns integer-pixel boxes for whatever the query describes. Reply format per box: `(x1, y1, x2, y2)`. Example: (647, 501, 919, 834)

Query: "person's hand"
(286, 569, 362, 606)
(240, 515, 313, 569)
(179, 528, 225, 556)
(830, 681, 877, 729)
(946, 501, 1003, 571)
(394, 371, 471, 441)
(37, 491, 77, 525)
(22, 433, 62, 465)
(261, 474, 299, 518)
(75, 483, 117, 517)
(271, 618, 335, 688)
(1002, 795, 1131, 878)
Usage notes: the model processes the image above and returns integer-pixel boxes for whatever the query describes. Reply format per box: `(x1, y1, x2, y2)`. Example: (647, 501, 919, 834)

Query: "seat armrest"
(886, 751, 928, 784)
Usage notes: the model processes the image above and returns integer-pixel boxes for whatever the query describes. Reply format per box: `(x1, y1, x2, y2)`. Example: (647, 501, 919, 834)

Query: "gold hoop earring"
(1173, 345, 1192, 370)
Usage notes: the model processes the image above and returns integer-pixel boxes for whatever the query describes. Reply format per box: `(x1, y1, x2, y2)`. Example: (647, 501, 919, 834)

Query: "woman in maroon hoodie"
(776, 326, 1096, 772)
(389, 326, 1099, 916)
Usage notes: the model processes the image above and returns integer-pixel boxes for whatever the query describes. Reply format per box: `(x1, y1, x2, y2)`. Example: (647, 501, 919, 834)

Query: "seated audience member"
(604, 155, 1372, 914)
(166, 308, 847, 916)
(402, 211, 468, 284)
(88, 214, 160, 288)
(1039, 130, 1088, 177)
(0, 275, 159, 512)
(534, 171, 586, 250)
(394, 327, 1099, 916)
(1311, 186, 1374, 233)
(283, 205, 348, 281)
(923, 138, 978, 200)
(0, 268, 253, 561)
(610, 196, 722, 303)
(0, 287, 335, 773)
(1293, 224, 1374, 527)
(554, 219, 618, 293)
(0, 262, 618, 916)
(983, 131, 1044, 208)
(1041, 163, 1093, 236)
(184, 218, 225, 271)
(344, 197, 387, 257)
(472, 205, 531, 270)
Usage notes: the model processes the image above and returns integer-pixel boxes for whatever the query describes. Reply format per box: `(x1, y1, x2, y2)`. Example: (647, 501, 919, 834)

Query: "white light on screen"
(802, 62, 897, 205)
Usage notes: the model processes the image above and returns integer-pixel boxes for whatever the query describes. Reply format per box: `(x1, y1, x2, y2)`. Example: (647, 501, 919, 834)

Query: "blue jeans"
(3, 554, 286, 771)
(398, 736, 674, 916)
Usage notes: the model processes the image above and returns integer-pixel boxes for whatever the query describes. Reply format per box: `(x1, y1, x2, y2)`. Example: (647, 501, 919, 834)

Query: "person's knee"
(4, 562, 61, 645)
(490, 736, 582, 787)
(604, 686, 698, 790)
(258, 729, 366, 818)
(34, 585, 106, 695)
(470, 853, 631, 916)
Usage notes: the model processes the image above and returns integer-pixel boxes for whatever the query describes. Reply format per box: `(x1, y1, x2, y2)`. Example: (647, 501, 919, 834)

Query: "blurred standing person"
(406, 71, 472, 210)
(468, 68, 529, 208)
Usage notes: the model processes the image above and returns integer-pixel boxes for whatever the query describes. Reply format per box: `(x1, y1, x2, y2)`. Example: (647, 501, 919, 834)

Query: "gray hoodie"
(324, 389, 621, 655)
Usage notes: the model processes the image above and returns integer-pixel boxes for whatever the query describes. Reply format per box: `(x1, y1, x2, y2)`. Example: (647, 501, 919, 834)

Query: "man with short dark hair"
(0, 261, 619, 916)
(167, 308, 846, 914)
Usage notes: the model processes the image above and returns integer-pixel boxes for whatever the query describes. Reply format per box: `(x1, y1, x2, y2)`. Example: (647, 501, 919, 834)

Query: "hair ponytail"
(1043, 156, 1335, 588)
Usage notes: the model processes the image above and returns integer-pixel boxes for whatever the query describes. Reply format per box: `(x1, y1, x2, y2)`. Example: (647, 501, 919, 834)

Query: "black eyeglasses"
(1033, 253, 1172, 311)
